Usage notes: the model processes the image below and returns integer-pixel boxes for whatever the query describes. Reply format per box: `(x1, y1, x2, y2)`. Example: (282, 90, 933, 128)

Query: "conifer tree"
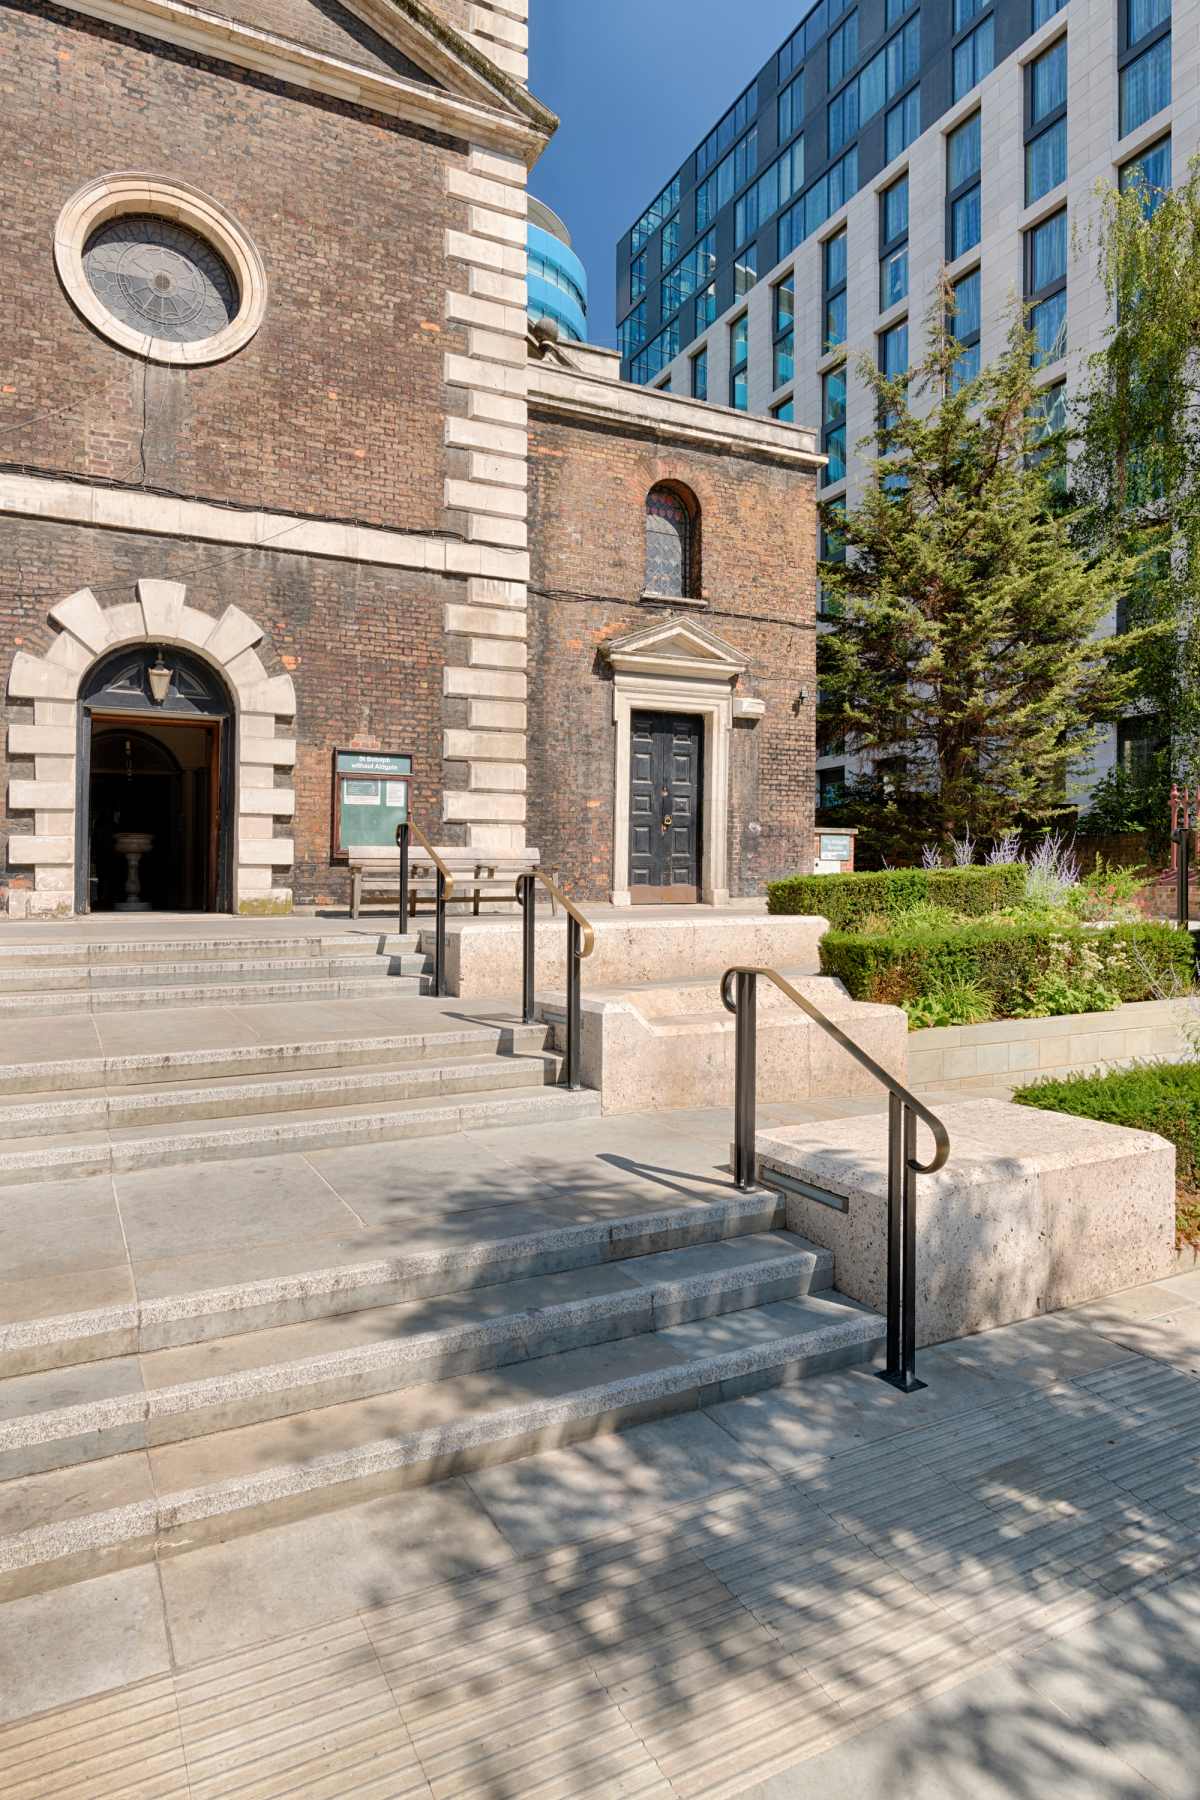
(817, 285, 1138, 847)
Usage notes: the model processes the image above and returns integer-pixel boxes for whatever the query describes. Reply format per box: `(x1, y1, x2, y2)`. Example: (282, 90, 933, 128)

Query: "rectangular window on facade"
(1030, 38, 1067, 123)
(735, 139, 804, 245)
(774, 274, 795, 388)
(779, 71, 804, 141)
(887, 0, 916, 22)
(631, 319, 680, 385)
(730, 313, 749, 410)
(695, 283, 717, 331)
(829, 12, 859, 88)
(662, 230, 717, 315)
(631, 175, 681, 253)
(1026, 119, 1067, 201)
(1031, 378, 1067, 450)
(1120, 135, 1171, 213)
(695, 127, 759, 230)
(819, 500, 846, 617)
(735, 246, 758, 295)
(823, 228, 848, 352)
(1129, 0, 1170, 46)
(691, 346, 708, 400)
(954, 0, 987, 27)
(662, 216, 679, 266)
(630, 253, 646, 302)
(880, 173, 909, 311)
(619, 301, 646, 359)
(1120, 35, 1171, 137)
(886, 88, 920, 161)
(948, 111, 982, 188)
(773, 396, 795, 419)
(829, 18, 919, 154)
(1032, 0, 1066, 23)
(949, 268, 982, 389)
(818, 766, 847, 808)
(696, 80, 759, 177)
(953, 15, 994, 101)
(822, 367, 847, 485)
(880, 319, 908, 377)
(1026, 208, 1067, 368)
(778, 148, 859, 258)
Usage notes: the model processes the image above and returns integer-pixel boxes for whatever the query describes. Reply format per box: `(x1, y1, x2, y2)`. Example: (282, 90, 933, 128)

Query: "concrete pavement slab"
(0, 1566, 170, 1726)
(114, 1153, 364, 1261)
(159, 1478, 513, 1664)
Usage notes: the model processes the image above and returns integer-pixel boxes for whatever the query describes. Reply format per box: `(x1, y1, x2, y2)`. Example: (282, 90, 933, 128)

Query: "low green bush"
(767, 864, 1026, 927)
(819, 919, 1194, 1021)
(1014, 1061, 1200, 1190)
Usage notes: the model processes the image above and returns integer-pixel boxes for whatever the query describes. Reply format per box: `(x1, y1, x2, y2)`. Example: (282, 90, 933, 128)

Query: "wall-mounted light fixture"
(147, 652, 172, 706)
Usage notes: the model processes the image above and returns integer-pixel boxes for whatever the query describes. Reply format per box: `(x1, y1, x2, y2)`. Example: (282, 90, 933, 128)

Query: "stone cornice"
(527, 363, 825, 470)
(56, 0, 555, 162)
(0, 470, 529, 581)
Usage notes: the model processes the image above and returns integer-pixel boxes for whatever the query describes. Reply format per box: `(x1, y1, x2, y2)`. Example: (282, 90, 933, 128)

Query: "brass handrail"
(515, 870, 595, 1091)
(406, 821, 456, 903)
(720, 965, 949, 1175)
(721, 962, 950, 1394)
(511, 869, 595, 958)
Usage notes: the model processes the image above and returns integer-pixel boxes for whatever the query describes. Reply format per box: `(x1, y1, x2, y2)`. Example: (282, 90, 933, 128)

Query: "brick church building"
(0, 0, 821, 917)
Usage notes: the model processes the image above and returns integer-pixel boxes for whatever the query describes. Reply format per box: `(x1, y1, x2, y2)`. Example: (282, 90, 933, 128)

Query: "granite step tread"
(0, 1291, 883, 1593)
(0, 1189, 792, 1379)
(0, 1021, 551, 1094)
(0, 934, 413, 967)
(0, 954, 426, 993)
(0, 1233, 836, 1477)
(0, 1052, 560, 1137)
(0, 973, 430, 1016)
(0, 1084, 600, 1183)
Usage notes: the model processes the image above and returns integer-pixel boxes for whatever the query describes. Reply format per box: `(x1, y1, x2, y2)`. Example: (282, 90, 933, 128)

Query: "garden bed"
(1014, 1060, 1200, 1251)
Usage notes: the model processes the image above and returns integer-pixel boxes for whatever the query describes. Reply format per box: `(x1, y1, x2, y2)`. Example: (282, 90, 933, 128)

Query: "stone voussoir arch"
(6, 578, 296, 916)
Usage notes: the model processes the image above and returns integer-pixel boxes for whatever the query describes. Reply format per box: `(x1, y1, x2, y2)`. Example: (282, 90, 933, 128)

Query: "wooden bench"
(347, 846, 554, 919)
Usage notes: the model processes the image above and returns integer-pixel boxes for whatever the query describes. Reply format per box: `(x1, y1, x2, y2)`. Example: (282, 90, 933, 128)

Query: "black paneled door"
(629, 711, 702, 903)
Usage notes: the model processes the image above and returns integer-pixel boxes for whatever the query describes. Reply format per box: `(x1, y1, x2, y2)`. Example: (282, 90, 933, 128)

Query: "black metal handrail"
(396, 821, 455, 997)
(721, 964, 950, 1394)
(515, 871, 595, 1091)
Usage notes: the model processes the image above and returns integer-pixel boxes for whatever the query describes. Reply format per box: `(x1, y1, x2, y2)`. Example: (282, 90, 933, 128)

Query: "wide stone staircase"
(0, 921, 884, 1604)
(0, 928, 599, 1182)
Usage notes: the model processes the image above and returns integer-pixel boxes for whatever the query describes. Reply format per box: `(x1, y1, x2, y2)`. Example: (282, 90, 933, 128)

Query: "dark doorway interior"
(88, 721, 216, 912)
(77, 644, 234, 913)
(629, 710, 703, 904)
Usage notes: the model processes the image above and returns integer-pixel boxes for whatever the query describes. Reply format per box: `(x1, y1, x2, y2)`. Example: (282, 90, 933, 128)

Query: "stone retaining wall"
(909, 997, 1197, 1091)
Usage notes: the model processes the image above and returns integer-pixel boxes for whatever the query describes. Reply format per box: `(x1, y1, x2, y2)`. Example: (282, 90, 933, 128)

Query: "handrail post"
(877, 1096, 926, 1393)
(565, 914, 582, 1091)
(733, 969, 757, 1190)
(433, 867, 447, 998)
(396, 820, 410, 936)
(518, 873, 536, 1025)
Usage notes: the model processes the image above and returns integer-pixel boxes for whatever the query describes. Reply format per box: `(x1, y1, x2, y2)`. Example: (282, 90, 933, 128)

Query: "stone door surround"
(604, 615, 751, 908)
(6, 580, 296, 916)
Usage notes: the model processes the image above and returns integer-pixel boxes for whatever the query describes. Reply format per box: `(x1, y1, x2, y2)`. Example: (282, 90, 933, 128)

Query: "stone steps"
(0, 1019, 551, 1096)
(0, 962, 431, 1016)
(0, 1232, 837, 1483)
(0, 1274, 879, 1599)
(0, 1051, 563, 1139)
(0, 1083, 600, 1183)
(0, 932, 414, 969)
(0, 954, 427, 994)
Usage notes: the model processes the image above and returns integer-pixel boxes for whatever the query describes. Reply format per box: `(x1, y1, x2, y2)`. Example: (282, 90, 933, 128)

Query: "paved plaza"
(2, 1261, 1199, 1797)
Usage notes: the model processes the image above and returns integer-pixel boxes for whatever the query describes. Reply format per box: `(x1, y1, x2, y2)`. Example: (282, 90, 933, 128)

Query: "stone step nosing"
(0, 955, 425, 992)
(0, 1055, 558, 1135)
(0, 975, 430, 1016)
(0, 1191, 795, 1374)
(0, 1023, 551, 1094)
(0, 935, 402, 965)
(0, 1309, 883, 1578)
(0, 1086, 601, 1182)
(0, 1249, 831, 1456)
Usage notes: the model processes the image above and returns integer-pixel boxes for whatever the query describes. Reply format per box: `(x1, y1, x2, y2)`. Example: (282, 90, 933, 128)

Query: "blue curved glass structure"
(527, 199, 588, 343)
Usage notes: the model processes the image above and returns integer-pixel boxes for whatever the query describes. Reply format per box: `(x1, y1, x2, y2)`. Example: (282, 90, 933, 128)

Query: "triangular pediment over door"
(602, 614, 749, 683)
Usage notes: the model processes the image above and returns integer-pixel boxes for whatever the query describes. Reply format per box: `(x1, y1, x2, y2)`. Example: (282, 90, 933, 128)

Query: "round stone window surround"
(54, 174, 268, 366)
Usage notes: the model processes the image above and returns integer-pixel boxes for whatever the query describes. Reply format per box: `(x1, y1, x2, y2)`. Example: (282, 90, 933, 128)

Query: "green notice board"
(333, 750, 412, 855)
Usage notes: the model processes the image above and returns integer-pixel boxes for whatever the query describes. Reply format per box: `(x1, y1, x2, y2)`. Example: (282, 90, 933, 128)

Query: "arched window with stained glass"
(644, 484, 699, 598)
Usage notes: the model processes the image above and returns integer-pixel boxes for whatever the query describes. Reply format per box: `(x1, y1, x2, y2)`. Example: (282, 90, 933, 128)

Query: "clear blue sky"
(528, 0, 804, 349)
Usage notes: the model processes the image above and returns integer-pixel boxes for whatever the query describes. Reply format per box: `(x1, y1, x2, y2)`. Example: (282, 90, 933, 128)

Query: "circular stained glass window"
(82, 214, 239, 345)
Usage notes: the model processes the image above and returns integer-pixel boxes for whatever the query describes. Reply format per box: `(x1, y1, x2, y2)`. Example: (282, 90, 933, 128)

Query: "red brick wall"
(0, 3, 468, 535)
(0, 521, 454, 909)
(527, 411, 818, 901)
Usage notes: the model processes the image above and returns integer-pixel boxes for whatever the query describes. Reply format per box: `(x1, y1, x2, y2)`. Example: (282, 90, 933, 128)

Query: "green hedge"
(1015, 1062, 1200, 1187)
(767, 864, 1026, 927)
(819, 919, 1194, 1014)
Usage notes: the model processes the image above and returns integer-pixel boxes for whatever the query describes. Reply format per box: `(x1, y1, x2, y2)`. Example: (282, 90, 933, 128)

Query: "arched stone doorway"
(6, 579, 296, 916)
(80, 646, 234, 913)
